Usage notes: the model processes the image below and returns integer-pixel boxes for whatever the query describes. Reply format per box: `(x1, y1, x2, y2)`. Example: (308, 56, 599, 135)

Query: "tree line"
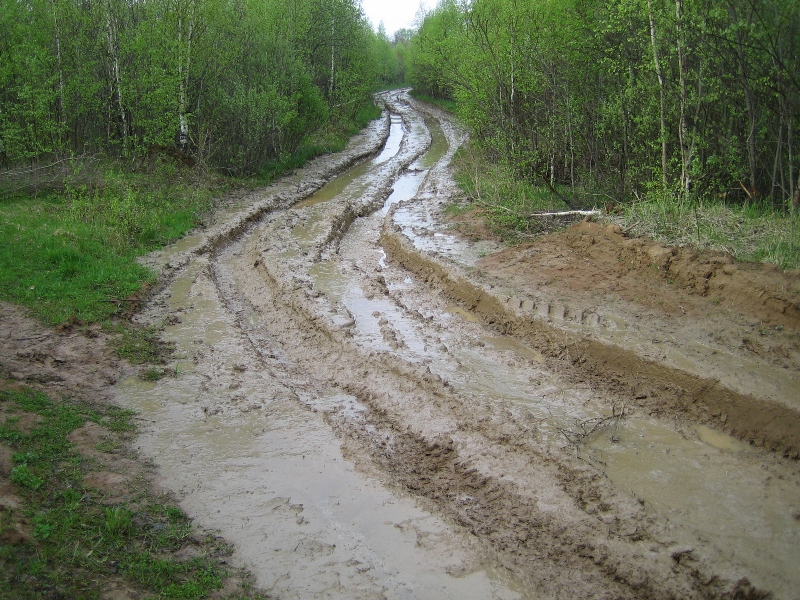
(0, 0, 393, 176)
(408, 0, 800, 209)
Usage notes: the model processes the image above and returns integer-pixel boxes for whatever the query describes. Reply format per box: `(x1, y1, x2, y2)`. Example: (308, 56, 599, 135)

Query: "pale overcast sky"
(361, 0, 433, 37)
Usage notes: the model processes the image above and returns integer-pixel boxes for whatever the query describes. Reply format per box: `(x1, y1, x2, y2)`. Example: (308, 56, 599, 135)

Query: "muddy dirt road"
(108, 90, 800, 599)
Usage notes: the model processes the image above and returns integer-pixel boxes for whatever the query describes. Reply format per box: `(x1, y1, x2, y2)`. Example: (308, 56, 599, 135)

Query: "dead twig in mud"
(558, 402, 630, 455)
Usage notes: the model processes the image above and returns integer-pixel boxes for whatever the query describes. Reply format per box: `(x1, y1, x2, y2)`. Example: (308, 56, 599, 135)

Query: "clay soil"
(444, 217, 800, 455)
(2, 91, 800, 599)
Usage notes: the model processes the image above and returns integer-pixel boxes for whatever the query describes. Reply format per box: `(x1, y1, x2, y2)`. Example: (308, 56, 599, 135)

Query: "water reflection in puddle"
(294, 160, 373, 209)
(373, 114, 404, 164)
(416, 119, 449, 170)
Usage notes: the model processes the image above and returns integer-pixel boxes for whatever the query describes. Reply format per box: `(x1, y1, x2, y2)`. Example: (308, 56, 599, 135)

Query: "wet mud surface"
(123, 94, 800, 598)
(4, 90, 800, 599)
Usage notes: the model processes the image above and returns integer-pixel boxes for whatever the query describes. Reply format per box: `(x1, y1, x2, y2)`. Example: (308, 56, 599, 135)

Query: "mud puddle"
(119, 263, 523, 599)
(374, 114, 405, 165)
(393, 199, 503, 267)
(586, 418, 800, 594)
(294, 113, 408, 211)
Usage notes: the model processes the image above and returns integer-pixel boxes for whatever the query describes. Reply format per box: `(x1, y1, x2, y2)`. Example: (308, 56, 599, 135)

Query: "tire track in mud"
(129, 91, 799, 599)
(219, 232, 654, 600)
(203, 94, 785, 599)
(380, 217, 800, 458)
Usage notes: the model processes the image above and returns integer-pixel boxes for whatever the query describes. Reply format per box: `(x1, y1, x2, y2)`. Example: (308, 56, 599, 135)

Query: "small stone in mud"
(232, 363, 247, 372)
(670, 547, 694, 563)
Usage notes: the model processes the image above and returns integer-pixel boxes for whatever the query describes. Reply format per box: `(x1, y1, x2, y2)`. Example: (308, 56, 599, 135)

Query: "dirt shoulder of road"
(389, 210, 800, 456)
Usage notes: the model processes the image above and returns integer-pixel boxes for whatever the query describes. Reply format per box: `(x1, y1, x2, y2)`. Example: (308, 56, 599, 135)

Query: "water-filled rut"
(118, 91, 800, 599)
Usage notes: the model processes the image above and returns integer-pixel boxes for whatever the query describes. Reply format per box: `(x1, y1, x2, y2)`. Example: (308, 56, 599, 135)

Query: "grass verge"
(612, 196, 800, 270)
(0, 163, 219, 326)
(449, 141, 800, 270)
(0, 385, 264, 599)
(409, 90, 458, 113)
(450, 142, 569, 241)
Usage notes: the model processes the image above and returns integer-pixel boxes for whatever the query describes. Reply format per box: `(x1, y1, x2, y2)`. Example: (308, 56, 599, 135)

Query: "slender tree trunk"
(104, 0, 128, 151)
(566, 79, 575, 191)
(647, 0, 668, 192)
(675, 0, 691, 198)
(178, 0, 195, 150)
(771, 99, 785, 205)
(793, 167, 800, 212)
(329, 12, 335, 99)
(792, 116, 799, 211)
(52, 0, 65, 139)
(734, 28, 757, 198)
(621, 70, 632, 188)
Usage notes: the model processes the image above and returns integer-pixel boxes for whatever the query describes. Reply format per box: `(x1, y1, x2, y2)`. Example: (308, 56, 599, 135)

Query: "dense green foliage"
(371, 24, 414, 88)
(0, 0, 385, 176)
(0, 386, 262, 599)
(409, 0, 800, 211)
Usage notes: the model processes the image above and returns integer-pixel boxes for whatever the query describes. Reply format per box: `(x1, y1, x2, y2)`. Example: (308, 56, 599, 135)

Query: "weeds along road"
(118, 90, 800, 600)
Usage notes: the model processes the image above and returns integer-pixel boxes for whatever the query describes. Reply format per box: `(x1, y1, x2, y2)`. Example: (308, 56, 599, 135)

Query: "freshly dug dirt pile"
(482, 220, 800, 331)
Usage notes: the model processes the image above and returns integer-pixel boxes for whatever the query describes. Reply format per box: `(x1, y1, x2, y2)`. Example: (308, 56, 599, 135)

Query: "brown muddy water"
(119, 264, 523, 599)
(119, 91, 800, 599)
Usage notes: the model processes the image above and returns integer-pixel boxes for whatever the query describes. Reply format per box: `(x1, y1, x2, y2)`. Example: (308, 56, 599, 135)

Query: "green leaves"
(408, 0, 800, 214)
(0, 0, 379, 175)
(10, 464, 45, 491)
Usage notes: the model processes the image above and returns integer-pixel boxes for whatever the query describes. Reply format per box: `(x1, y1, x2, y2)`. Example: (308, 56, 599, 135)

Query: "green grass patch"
(451, 142, 569, 240)
(443, 202, 472, 218)
(0, 386, 263, 599)
(614, 195, 800, 270)
(449, 140, 799, 269)
(113, 325, 169, 365)
(0, 165, 217, 326)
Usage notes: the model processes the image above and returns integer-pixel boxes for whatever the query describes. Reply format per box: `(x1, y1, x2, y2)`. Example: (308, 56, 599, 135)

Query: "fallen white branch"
(476, 200, 601, 220)
(528, 209, 601, 217)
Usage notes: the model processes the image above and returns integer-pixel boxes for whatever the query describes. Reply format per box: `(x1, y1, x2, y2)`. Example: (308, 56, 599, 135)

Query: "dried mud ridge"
(5, 91, 798, 598)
